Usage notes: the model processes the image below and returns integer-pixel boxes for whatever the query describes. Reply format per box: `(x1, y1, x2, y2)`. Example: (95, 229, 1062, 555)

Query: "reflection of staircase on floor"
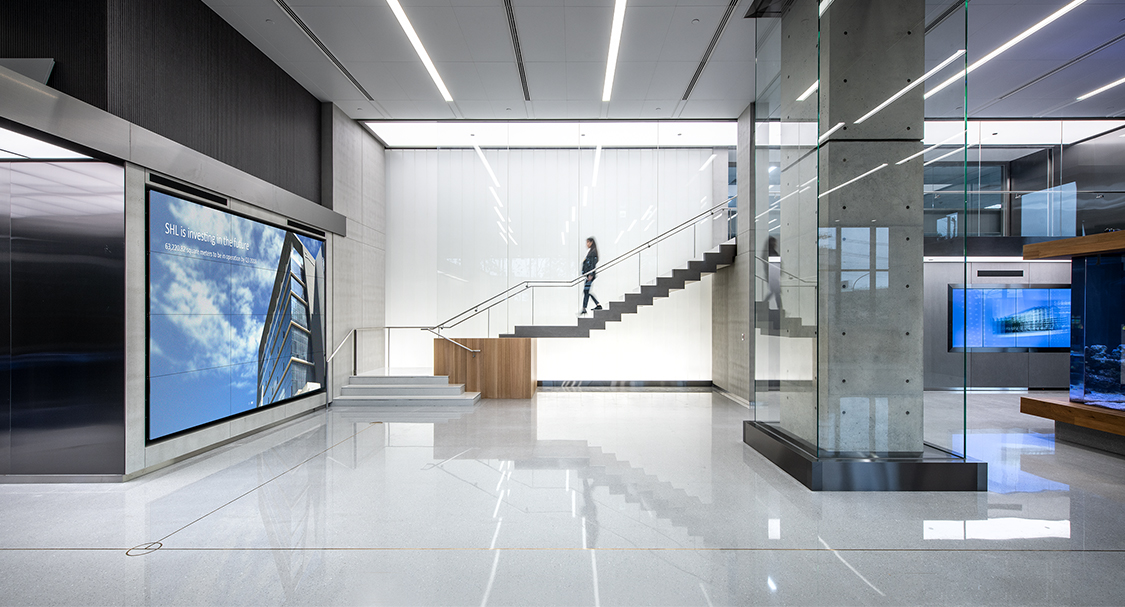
(521, 440, 714, 543)
(754, 301, 817, 338)
(501, 241, 736, 338)
(333, 375, 481, 407)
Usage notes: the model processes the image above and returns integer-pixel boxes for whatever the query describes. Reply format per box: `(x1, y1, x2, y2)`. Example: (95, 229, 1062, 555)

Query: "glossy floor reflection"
(2, 391, 1125, 605)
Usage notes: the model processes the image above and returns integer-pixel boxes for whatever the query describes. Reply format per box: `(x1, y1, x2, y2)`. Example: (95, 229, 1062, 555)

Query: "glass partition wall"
(746, 0, 978, 488)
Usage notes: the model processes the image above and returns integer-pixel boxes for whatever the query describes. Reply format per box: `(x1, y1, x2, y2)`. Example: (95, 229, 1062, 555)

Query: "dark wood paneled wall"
(1, 0, 322, 204)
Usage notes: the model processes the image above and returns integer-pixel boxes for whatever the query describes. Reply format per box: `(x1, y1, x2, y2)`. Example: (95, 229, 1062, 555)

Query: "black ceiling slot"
(977, 269, 1024, 277)
(287, 220, 326, 238)
(148, 174, 227, 205)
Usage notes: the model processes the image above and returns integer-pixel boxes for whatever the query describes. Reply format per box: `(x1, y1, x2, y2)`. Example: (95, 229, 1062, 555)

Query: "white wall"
(386, 147, 727, 379)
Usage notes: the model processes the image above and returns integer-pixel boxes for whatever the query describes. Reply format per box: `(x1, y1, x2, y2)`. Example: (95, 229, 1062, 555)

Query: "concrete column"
(816, 0, 926, 454)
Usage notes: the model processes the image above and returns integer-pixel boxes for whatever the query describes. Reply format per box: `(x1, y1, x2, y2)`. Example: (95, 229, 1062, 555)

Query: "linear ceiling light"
(386, 0, 453, 102)
(818, 0, 837, 17)
(797, 80, 819, 102)
(925, 0, 1086, 100)
(895, 129, 967, 165)
(602, 0, 628, 102)
(855, 50, 965, 124)
(1077, 75, 1125, 101)
(819, 163, 888, 198)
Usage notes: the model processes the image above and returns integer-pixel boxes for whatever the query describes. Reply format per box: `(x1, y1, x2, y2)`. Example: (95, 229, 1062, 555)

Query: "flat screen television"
(949, 284, 1070, 352)
(147, 188, 326, 442)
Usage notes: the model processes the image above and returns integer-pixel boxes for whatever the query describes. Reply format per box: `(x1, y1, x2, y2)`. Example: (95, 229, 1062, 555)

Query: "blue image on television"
(147, 190, 326, 441)
(950, 286, 1070, 350)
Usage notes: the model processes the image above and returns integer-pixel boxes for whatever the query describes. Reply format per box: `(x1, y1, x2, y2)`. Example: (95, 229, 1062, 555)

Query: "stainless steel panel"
(0, 66, 347, 237)
(0, 163, 10, 474)
(8, 162, 125, 474)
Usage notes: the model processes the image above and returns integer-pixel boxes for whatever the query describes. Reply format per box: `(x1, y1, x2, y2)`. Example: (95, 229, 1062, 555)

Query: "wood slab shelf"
(1023, 231, 1125, 260)
(1021, 396, 1125, 437)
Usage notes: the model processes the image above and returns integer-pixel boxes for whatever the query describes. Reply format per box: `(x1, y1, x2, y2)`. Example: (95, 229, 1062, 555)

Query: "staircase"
(500, 241, 736, 338)
(332, 374, 481, 407)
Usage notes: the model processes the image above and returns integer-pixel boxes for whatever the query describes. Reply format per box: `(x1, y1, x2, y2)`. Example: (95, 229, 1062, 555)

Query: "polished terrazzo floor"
(1, 390, 1124, 606)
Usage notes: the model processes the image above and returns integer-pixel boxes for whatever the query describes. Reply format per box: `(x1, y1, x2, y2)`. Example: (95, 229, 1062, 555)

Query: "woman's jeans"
(583, 280, 599, 310)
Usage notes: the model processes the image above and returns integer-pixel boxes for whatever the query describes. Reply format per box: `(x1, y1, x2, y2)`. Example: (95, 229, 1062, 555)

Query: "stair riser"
(333, 394, 481, 407)
(342, 386, 466, 396)
(349, 376, 450, 386)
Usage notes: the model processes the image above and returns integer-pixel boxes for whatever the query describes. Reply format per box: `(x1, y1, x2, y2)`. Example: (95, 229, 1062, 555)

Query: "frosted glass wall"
(385, 146, 728, 379)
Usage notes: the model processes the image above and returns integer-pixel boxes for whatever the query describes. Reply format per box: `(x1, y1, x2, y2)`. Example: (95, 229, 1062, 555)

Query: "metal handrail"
(430, 196, 737, 332)
(426, 328, 480, 355)
(327, 329, 354, 364)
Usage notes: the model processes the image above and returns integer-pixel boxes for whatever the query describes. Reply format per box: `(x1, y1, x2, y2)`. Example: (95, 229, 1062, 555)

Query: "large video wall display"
(147, 189, 326, 441)
(950, 286, 1070, 351)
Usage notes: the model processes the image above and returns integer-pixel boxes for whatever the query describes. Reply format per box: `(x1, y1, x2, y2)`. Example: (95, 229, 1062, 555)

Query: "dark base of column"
(743, 421, 987, 491)
(1056, 421, 1125, 457)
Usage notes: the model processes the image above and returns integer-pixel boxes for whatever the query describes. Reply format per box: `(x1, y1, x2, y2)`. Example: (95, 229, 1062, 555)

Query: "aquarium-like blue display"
(1071, 254, 1125, 408)
(950, 285, 1070, 351)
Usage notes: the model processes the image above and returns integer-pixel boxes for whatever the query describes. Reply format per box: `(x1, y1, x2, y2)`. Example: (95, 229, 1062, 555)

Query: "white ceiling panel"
(405, 7, 477, 62)
(472, 62, 526, 100)
(437, 63, 492, 99)
(453, 6, 521, 62)
(385, 61, 449, 100)
(657, 6, 727, 62)
(566, 62, 604, 100)
(645, 61, 696, 99)
(616, 6, 675, 64)
(525, 62, 570, 100)
(688, 61, 755, 102)
(289, 61, 372, 101)
(564, 6, 614, 62)
(514, 6, 566, 62)
(610, 62, 659, 100)
(378, 99, 457, 118)
(530, 100, 569, 118)
(201, 0, 1121, 120)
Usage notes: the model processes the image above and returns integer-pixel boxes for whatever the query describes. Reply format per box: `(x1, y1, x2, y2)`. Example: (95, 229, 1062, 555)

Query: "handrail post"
(352, 328, 357, 377)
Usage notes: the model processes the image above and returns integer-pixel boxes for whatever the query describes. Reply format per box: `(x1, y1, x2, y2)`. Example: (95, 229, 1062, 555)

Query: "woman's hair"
(586, 237, 598, 255)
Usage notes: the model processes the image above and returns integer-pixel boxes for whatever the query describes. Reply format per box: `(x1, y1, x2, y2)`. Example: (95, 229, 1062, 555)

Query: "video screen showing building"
(258, 233, 325, 406)
(147, 189, 326, 441)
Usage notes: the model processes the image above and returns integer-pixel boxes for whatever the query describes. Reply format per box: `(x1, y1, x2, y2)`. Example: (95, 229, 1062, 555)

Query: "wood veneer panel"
(434, 338, 536, 399)
(1023, 231, 1125, 260)
(1021, 396, 1125, 436)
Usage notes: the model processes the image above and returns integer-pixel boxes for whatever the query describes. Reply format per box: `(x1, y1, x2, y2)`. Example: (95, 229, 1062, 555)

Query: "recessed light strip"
(602, 0, 629, 102)
(819, 163, 889, 198)
(925, 0, 1086, 100)
(854, 50, 965, 124)
(1077, 75, 1125, 101)
(386, 0, 454, 102)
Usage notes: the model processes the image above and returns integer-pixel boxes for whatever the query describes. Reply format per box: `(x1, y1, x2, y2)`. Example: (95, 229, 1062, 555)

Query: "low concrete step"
(332, 392, 481, 407)
(341, 384, 467, 397)
(348, 375, 451, 386)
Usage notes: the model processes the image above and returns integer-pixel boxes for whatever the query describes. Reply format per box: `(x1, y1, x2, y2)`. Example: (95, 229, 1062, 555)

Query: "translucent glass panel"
(384, 128, 735, 373)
